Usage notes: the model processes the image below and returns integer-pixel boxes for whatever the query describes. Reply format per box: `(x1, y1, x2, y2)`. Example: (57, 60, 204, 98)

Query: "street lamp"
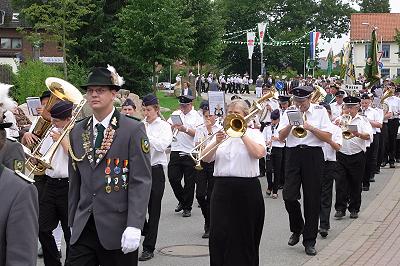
(301, 46, 306, 77)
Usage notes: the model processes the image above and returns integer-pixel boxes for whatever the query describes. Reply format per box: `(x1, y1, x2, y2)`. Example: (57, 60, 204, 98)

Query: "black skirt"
(209, 177, 265, 266)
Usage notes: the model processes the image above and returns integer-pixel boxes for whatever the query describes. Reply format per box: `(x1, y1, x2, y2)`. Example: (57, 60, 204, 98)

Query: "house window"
(0, 38, 22, 50)
(381, 44, 390, 58)
(381, 68, 390, 78)
(365, 44, 371, 59)
(397, 68, 400, 77)
(0, 38, 11, 49)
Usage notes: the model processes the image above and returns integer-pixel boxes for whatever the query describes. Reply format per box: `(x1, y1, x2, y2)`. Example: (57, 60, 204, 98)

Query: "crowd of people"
(1, 65, 400, 266)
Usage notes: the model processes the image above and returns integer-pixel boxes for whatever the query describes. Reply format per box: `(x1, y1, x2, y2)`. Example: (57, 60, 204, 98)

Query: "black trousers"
(221, 83, 226, 92)
(209, 177, 264, 266)
(66, 216, 137, 266)
(283, 146, 323, 247)
(396, 139, 400, 160)
(39, 177, 70, 266)
(377, 124, 388, 167)
(363, 134, 379, 188)
(244, 84, 250, 94)
(335, 151, 365, 213)
(168, 151, 196, 211)
(271, 147, 284, 193)
(142, 165, 165, 252)
(387, 119, 399, 164)
(320, 161, 338, 230)
(195, 161, 215, 229)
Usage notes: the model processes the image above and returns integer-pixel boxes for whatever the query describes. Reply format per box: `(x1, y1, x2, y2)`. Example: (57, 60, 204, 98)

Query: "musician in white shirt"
(167, 95, 203, 217)
(334, 96, 373, 220)
(383, 84, 400, 168)
(330, 90, 345, 121)
(139, 94, 172, 261)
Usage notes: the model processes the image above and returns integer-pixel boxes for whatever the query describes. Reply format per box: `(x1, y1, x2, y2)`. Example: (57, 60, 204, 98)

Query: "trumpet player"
(334, 96, 373, 220)
(167, 95, 202, 217)
(277, 86, 332, 256)
(193, 106, 221, 239)
(139, 94, 172, 261)
(38, 101, 73, 266)
(360, 94, 382, 191)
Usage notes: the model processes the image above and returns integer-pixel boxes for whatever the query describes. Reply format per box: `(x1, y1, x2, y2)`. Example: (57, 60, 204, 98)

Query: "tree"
(19, 0, 94, 78)
(181, 0, 226, 70)
(115, 0, 194, 93)
(359, 0, 390, 13)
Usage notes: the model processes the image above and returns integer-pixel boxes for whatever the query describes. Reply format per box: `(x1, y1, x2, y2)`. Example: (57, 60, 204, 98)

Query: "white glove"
(121, 227, 141, 254)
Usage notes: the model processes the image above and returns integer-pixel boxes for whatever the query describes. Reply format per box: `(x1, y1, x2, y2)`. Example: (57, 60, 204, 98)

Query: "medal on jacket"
(105, 175, 112, 194)
(122, 174, 127, 189)
(105, 159, 111, 175)
(114, 158, 121, 175)
(114, 177, 119, 192)
(122, 159, 129, 173)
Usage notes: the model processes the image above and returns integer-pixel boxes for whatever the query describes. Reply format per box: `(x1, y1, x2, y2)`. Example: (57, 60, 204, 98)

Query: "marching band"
(1, 67, 400, 266)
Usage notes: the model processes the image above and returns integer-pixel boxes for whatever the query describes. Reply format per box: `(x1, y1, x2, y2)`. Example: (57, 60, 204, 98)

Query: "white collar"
(92, 107, 115, 130)
(146, 116, 161, 125)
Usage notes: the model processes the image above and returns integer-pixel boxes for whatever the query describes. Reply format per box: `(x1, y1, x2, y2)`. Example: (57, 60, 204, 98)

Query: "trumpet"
(340, 114, 354, 140)
(291, 112, 308, 138)
(190, 88, 276, 165)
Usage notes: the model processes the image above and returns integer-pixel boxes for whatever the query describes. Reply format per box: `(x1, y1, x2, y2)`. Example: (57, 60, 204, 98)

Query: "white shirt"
(330, 102, 343, 121)
(338, 114, 373, 155)
(277, 104, 332, 148)
(322, 124, 342, 161)
(363, 107, 382, 134)
(39, 128, 69, 178)
(258, 99, 279, 123)
(212, 128, 266, 178)
(168, 109, 203, 153)
(92, 107, 115, 145)
(4, 110, 19, 138)
(374, 107, 384, 133)
(385, 96, 400, 119)
(144, 117, 173, 166)
(194, 123, 222, 145)
(263, 123, 285, 148)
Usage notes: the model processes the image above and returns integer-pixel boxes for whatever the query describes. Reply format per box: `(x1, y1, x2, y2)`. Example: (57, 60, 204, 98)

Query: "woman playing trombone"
(201, 99, 266, 266)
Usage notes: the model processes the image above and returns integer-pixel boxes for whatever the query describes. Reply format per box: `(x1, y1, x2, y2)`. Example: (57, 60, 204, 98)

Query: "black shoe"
(319, 228, 328, 238)
(390, 163, 395, 168)
(37, 247, 43, 258)
(57, 250, 62, 259)
(305, 246, 317, 256)
(334, 210, 345, 219)
(175, 203, 183, 212)
(202, 230, 209, 238)
(288, 233, 300, 246)
(278, 185, 284, 190)
(350, 211, 359, 219)
(370, 177, 375, 182)
(381, 162, 387, 167)
(182, 210, 191, 217)
(396, 159, 400, 163)
(362, 186, 369, 191)
(139, 250, 154, 261)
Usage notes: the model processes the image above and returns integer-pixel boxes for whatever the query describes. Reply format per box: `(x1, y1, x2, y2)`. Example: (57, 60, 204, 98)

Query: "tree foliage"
(359, 0, 390, 13)
(115, 0, 194, 92)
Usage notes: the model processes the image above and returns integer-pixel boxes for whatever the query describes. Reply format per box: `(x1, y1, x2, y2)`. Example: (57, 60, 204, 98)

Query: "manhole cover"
(159, 244, 209, 258)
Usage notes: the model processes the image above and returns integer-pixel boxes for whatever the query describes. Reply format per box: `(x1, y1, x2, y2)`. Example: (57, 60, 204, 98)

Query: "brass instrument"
(291, 112, 308, 138)
(190, 89, 276, 165)
(25, 78, 86, 176)
(381, 88, 394, 104)
(310, 85, 327, 103)
(192, 135, 206, 171)
(340, 114, 354, 140)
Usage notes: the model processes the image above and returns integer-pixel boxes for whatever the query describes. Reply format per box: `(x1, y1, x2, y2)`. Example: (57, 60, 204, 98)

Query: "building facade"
(350, 13, 400, 79)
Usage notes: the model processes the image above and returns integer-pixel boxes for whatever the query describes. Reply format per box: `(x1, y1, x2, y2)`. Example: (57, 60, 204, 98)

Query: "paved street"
(37, 163, 396, 266)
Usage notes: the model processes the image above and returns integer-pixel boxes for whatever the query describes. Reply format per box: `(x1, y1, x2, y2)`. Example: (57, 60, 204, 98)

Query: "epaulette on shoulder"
(126, 115, 141, 122)
(14, 170, 35, 183)
(6, 136, 16, 142)
(287, 106, 297, 110)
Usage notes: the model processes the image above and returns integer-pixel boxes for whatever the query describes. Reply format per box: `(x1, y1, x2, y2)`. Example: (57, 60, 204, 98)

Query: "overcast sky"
(318, 0, 400, 57)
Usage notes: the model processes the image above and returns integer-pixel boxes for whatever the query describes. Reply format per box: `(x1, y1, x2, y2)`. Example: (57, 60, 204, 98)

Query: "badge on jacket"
(141, 138, 150, 153)
(13, 160, 24, 172)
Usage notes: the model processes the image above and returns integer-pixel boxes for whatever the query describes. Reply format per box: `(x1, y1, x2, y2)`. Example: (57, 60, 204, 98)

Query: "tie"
(95, 123, 105, 149)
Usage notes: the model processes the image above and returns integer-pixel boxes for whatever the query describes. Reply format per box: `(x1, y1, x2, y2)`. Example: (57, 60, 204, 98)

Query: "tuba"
(25, 78, 86, 176)
(310, 85, 327, 103)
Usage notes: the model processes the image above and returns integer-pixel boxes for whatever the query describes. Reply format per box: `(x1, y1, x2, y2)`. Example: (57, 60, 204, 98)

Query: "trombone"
(24, 77, 86, 176)
(190, 89, 276, 165)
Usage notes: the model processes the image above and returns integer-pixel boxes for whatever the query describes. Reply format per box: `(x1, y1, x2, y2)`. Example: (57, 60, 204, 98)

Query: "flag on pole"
(247, 32, 256, 59)
(364, 29, 380, 85)
(344, 44, 355, 85)
(258, 22, 267, 51)
(327, 48, 333, 76)
(309, 31, 320, 60)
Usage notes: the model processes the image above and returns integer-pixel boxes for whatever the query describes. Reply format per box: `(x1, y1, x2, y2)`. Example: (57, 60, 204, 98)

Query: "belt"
(152, 164, 163, 169)
(46, 177, 69, 184)
(293, 145, 319, 149)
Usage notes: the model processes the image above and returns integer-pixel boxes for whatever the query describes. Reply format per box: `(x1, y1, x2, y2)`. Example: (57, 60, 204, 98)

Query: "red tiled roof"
(350, 13, 400, 42)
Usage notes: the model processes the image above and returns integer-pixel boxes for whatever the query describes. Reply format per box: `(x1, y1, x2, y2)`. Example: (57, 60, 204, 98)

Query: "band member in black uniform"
(202, 99, 266, 266)
(277, 86, 332, 256)
(334, 96, 373, 220)
(194, 106, 221, 238)
(139, 94, 173, 261)
(383, 84, 400, 168)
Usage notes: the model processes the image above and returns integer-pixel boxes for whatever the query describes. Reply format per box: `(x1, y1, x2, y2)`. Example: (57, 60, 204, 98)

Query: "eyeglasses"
(87, 88, 110, 95)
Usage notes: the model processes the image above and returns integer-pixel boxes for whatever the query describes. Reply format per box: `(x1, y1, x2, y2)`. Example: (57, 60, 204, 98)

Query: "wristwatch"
(185, 127, 189, 133)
